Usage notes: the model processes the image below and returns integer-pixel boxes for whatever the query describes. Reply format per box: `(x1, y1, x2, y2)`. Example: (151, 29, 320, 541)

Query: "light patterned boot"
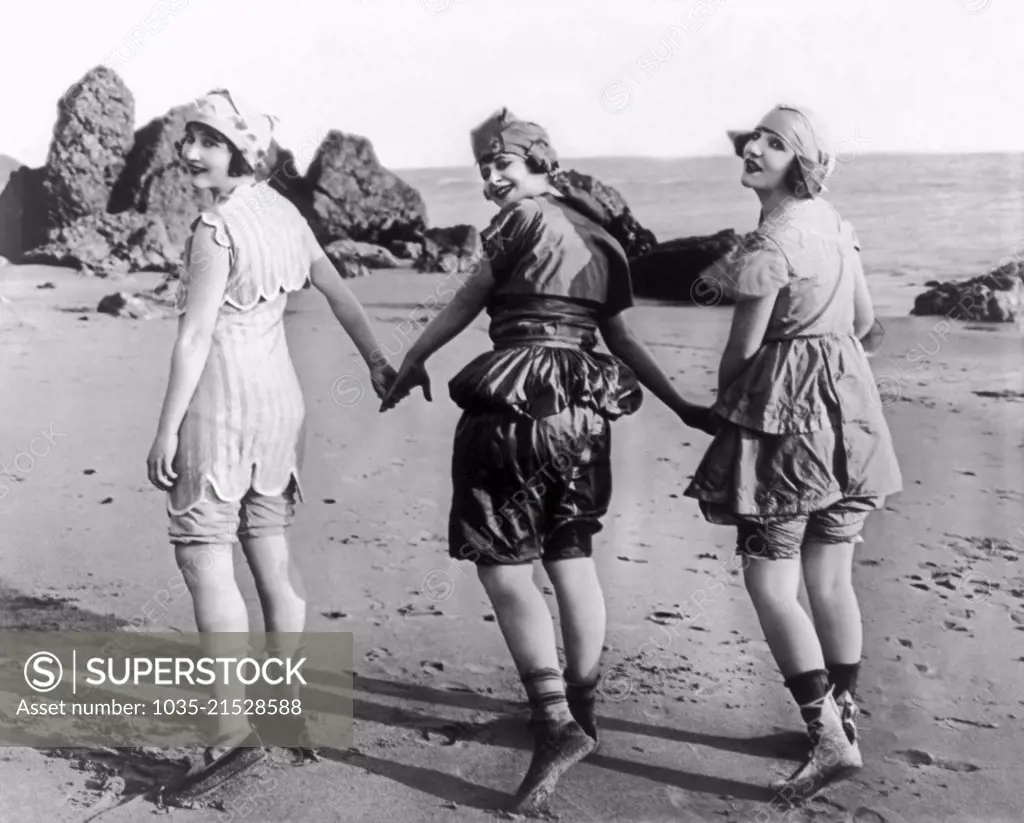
(834, 689, 860, 745)
(772, 689, 862, 805)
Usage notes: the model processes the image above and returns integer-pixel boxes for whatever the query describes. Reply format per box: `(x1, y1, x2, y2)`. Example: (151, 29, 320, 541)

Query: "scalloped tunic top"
(168, 181, 320, 516)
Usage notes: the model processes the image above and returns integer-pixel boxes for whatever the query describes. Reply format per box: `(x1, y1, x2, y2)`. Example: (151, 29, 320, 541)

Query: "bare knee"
(477, 563, 535, 600)
(802, 540, 855, 602)
(743, 558, 802, 612)
(543, 557, 600, 595)
(175, 543, 235, 592)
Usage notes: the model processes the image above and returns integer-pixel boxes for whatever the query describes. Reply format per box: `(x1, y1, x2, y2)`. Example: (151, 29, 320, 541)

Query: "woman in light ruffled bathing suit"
(685, 105, 902, 805)
(146, 89, 395, 781)
(381, 108, 715, 813)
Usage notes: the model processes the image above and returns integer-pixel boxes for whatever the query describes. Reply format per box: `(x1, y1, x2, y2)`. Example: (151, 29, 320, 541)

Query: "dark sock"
(564, 671, 599, 739)
(826, 662, 861, 699)
(522, 667, 574, 728)
(784, 669, 831, 726)
(564, 671, 599, 703)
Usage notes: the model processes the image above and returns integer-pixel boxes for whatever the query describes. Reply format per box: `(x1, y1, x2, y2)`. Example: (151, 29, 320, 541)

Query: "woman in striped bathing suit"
(146, 89, 394, 775)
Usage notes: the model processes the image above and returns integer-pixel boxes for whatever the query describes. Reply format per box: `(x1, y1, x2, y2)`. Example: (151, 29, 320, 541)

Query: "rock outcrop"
(97, 289, 176, 319)
(22, 212, 179, 275)
(415, 225, 480, 274)
(324, 239, 402, 270)
(42, 67, 135, 227)
(628, 229, 742, 304)
(306, 131, 428, 246)
(552, 169, 657, 259)
(912, 259, 1024, 322)
(108, 104, 214, 247)
(0, 162, 47, 260)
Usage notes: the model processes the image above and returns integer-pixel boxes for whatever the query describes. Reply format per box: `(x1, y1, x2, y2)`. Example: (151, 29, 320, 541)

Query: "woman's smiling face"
(179, 123, 235, 190)
(478, 153, 549, 206)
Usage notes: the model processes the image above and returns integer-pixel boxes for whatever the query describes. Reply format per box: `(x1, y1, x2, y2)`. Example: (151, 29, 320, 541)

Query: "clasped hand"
(379, 356, 432, 412)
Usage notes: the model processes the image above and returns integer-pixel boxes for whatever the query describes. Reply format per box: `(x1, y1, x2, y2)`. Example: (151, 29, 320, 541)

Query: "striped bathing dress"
(169, 180, 322, 518)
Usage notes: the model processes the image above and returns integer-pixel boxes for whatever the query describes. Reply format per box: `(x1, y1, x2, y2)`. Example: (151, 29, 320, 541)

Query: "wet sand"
(1, 264, 1022, 822)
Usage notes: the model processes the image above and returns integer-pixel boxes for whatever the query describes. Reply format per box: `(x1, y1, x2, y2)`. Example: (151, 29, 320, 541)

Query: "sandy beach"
(1, 262, 1023, 823)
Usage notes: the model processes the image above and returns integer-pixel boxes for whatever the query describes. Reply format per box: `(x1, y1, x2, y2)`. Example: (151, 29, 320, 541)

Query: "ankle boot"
(772, 689, 862, 805)
(834, 689, 860, 745)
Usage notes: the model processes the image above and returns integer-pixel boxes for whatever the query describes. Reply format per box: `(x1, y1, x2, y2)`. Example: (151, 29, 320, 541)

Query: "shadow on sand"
(0, 581, 787, 816)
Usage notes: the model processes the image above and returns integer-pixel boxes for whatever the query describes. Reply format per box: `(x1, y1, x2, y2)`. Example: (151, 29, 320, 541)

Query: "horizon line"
(393, 148, 1024, 173)
(2, 147, 1019, 175)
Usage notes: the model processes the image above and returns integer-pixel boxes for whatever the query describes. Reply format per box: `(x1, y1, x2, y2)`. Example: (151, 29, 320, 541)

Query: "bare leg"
(239, 534, 307, 635)
(477, 563, 560, 674)
(543, 557, 605, 741)
(175, 542, 252, 753)
(477, 562, 594, 812)
(744, 551, 861, 803)
(801, 540, 861, 665)
(743, 556, 825, 678)
(542, 557, 605, 684)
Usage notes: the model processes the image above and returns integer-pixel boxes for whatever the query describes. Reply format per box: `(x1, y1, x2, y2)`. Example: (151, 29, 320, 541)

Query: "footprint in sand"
(888, 749, 981, 773)
(935, 716, 999, 731)
(852, 808, 890, 823)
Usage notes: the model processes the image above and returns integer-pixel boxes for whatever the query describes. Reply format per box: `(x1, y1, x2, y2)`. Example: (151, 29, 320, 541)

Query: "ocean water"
(399, 153, 1024, 319)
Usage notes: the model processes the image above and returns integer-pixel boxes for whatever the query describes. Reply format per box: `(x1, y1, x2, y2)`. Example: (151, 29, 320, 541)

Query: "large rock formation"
(21, 211, 179, 275)
(0, 160, 47, 260)
(42, 67, 135, 227)
(306, 131, 428, 245)
(324, 239, 402, 270)
(552, 169, 657, 259)
(415, 225, 479, 273)
(628, 229, 742, 304)
(912, 259, 1024, 322)
(5, 68, 435, 278)
(262, 140, 315, 224)
(108, 104, 213, 247)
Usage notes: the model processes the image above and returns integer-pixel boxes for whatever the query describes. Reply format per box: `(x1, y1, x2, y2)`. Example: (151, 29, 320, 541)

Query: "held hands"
(146, 430, 179, 491)
(379, 356, 432, 412)
(676, 402, 721, 437)
(368, 360, 399, 401)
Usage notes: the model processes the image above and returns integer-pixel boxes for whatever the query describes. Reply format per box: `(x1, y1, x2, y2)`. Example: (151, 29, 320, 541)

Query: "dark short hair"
(525, 152, 559, 176)
(784, 160, 813, 199)
(175, 123, 255, 178)
(478, 150, 559, 177)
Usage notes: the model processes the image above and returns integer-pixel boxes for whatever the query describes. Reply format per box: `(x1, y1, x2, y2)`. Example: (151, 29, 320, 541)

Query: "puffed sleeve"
(479, 199, 543, 281)
(720, 233, 790, 302)
(300, 218, 326, 266)
(175, 211, 235, 313)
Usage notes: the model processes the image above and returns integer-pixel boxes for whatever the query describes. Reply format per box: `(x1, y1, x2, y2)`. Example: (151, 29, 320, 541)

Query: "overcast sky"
(2, 0, 1019, 171)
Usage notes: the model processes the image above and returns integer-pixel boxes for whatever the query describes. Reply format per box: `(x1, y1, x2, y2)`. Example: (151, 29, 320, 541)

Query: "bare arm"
(155, 224, 229, 438)
(404, 263, 496, 365)
(851, 251, 875, 340)
(718, 294, 777, 395)
(309, 256, 389, 368)
(378, 263, 496, 411)
(599, 309, 704, 417)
